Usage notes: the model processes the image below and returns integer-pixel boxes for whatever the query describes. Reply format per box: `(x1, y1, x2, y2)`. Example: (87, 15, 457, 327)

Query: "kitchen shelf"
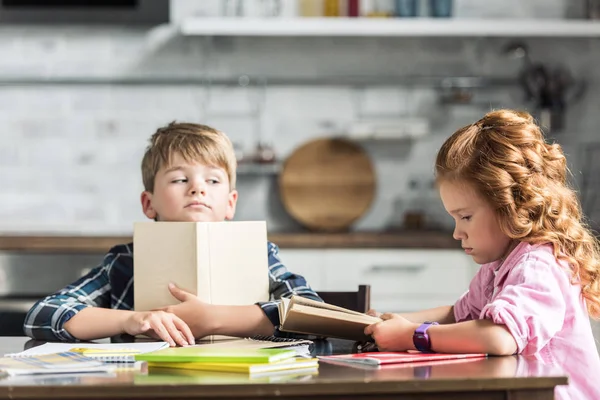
(237, 162, 280, 175)
(180, 17, 600, 38)
(0, 75, 515, 88)
(0, 231, 459, 253)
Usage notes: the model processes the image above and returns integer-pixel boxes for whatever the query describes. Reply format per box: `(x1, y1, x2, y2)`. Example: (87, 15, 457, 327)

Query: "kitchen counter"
(0, 231, 459, 253)
(0, 336, 568, 400)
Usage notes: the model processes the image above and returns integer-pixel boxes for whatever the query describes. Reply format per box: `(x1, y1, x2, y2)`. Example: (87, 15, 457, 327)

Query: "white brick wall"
(0, 20, 597, 234)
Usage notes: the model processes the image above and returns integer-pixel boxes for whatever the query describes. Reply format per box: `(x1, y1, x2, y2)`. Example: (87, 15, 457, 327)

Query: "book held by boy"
(277, 295, 382, 341)
(318, 351, 487, 367)
(133, 221, 269, 313)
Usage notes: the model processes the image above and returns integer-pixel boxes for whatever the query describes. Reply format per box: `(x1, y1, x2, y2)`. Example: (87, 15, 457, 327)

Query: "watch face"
(413, 333, 429, 351)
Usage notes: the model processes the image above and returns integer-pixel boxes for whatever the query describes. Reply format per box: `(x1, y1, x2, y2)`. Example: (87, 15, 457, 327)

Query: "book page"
(279, 297, 291, 323)
(289, 295, 371, 317)
(192, 338, 312, 357)
(134, 222, 198, 311)
(290, 304, 380, 325)
(206, 221, 269, 305)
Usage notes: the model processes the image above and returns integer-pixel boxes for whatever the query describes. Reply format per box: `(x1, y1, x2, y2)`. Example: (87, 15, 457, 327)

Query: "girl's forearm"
(427, 319, 518, 355)
(400, 305, 456, 324)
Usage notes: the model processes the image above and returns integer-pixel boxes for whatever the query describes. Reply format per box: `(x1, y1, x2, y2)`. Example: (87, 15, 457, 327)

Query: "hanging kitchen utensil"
(279, 138, 376, 232)
(505, 41, 586, 132)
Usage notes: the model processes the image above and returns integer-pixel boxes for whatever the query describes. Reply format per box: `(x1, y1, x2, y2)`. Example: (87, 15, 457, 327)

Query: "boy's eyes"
(170, 178, 220, 184)
(461, 216, 472, 221)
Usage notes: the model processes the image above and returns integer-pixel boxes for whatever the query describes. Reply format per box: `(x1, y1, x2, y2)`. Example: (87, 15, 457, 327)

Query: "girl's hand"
(123, 310, 195, 347)
(366, 309, 382, 318)
(364, 313, 419, 351)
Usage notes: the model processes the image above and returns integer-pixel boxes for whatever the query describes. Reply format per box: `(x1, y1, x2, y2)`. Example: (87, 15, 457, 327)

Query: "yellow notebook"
(135, 347, 297, 364)
(147, 358, 319, 374)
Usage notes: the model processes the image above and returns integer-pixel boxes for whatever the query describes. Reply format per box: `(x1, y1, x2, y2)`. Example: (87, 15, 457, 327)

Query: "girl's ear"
(140, 191, 157, 220)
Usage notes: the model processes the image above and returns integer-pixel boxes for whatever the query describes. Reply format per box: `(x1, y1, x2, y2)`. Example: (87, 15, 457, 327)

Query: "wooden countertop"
(0, 337, 568, 400)
(0, 231, 460, 253)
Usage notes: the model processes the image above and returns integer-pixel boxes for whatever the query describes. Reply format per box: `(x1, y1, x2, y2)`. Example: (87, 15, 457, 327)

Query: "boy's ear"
(225, 190, 238, 220)
(140, 191, 157, 220)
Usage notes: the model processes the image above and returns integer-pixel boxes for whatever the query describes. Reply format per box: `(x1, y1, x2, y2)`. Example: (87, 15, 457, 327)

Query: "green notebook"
(135, 347, 297, 364)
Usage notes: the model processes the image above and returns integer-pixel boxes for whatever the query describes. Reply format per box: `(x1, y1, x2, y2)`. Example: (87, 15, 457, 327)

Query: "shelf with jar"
(180, 17, 600, 38)
(237, 162, 281, 175)
(176, 0, 600, 38)
(235, 141, 281, 176)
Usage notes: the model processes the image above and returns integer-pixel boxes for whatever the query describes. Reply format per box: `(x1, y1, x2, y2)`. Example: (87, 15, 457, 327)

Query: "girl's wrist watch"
(413, 321, 439, 353)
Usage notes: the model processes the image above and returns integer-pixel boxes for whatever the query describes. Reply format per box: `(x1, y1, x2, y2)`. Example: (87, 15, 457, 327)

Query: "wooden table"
(0, 337, 567, 400)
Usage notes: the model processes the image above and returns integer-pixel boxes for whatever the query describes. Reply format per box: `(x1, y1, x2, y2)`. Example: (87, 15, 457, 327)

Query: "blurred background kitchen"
(0, 0, 598, 348)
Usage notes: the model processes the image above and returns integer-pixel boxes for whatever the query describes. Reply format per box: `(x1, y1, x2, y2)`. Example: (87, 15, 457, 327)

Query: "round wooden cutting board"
(279, 138, 376, 232)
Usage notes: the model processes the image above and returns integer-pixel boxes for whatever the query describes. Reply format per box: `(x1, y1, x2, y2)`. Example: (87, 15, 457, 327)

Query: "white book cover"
(133, 221, 270, 312)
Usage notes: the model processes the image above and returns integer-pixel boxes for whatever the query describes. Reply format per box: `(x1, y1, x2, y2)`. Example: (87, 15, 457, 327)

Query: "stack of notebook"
(135, 347, 319, 376)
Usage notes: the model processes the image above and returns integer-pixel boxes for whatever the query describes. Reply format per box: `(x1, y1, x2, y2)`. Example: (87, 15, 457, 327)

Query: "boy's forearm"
(63, 308, 133, 340)
(426, 319, 517, 355)
(211, 305, 275, 337)
(400, 306, 456, 324)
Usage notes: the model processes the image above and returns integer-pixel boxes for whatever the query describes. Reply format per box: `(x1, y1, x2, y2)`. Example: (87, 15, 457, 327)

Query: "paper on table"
(5, 341, 169, 358)
(0, 352, 115, 376)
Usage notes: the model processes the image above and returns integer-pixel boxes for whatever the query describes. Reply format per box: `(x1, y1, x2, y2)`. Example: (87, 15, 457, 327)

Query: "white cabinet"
(324, 249, 477, 313)
(276, 249, 327, 291)
(278, 248, 478, 313)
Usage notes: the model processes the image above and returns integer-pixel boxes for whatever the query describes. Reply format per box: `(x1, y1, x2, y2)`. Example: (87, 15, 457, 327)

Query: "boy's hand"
(123, 310, 195, 347)
(157, 283, 217, 339)
(364, 313, 419, 352)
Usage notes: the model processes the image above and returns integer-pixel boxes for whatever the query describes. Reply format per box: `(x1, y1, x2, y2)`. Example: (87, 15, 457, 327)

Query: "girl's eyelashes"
(171, 178, 188, 183)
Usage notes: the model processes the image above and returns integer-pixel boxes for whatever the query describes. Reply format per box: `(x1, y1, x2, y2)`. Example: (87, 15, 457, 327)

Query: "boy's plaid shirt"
(23, 241, 322, 341)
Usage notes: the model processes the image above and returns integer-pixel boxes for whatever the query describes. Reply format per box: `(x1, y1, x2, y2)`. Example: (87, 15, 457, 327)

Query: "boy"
(24, 122, 322, 346)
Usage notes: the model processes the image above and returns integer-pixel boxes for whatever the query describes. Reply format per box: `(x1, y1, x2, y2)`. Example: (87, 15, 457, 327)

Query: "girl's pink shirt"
(454, 241, 600, 400)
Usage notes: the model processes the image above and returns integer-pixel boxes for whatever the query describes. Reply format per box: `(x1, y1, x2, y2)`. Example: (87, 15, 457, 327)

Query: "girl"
(365, 109, 600, 399)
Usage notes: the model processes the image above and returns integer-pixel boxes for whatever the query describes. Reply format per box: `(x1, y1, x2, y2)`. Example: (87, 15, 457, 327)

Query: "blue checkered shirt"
(23, 241, 322, 341)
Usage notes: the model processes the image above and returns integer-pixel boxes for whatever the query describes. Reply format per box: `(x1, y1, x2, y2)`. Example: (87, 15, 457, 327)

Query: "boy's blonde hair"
(141, 122, 237, 192)
(435, 109, 600, 318)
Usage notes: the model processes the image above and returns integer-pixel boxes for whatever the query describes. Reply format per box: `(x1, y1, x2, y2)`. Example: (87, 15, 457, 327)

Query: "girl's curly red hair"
(436, 109, 600, 318)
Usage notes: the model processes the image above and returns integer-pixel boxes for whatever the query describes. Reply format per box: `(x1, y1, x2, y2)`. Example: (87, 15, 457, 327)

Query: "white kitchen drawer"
(323, 249, 476, 297)
(276, 249, 327, 291)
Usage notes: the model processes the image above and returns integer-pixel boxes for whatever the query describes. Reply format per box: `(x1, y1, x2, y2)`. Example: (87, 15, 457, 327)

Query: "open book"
(134, 221, 270, 341)
(195, 336, 313, 358)
(134, 221, 269, 311)
(278, 296, 382, 341)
